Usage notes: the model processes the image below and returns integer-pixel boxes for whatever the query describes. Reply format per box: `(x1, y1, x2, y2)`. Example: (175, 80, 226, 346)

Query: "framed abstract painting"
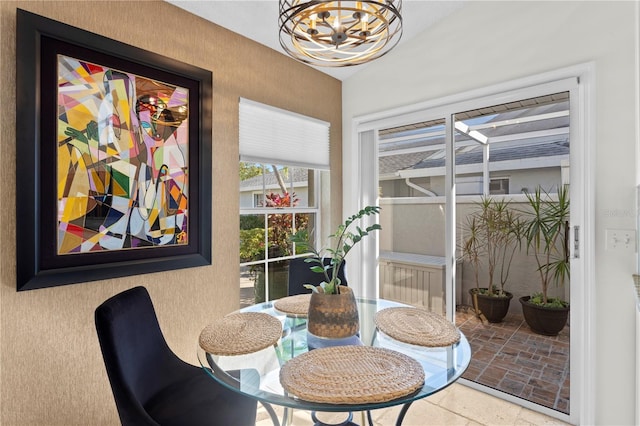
(15, 10, 212, 291)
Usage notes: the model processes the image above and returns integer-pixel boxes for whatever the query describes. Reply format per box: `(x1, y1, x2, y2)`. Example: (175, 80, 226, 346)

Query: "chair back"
(287, 257, 347, 295)
(95, 286, 181, 425)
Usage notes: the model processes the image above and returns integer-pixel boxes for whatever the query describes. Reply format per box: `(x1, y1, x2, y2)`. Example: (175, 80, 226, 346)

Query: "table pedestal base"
(304, 404, 411, 426)
(311, 411, 356, 426)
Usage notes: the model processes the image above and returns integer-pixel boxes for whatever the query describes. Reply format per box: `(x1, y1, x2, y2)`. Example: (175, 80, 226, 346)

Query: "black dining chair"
(95, 286, 258, 426)
(287, 257, 348, 295)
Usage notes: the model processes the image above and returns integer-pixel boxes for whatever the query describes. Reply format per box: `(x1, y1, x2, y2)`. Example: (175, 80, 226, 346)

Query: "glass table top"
(198, 298, 471, 413)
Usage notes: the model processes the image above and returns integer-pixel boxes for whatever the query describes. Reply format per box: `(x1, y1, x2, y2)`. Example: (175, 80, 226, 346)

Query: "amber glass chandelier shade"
(279, 0, 403, 67)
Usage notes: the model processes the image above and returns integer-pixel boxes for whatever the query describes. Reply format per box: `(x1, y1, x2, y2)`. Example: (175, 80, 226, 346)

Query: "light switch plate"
(605, 229, 636, 252)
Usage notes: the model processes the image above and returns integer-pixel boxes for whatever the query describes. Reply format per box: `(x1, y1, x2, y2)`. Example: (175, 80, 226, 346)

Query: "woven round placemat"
(273, 294, 311, 316)
(279, 346, 425, 404)
(199, 312, 282, 356)
(374, 307, 461, 347)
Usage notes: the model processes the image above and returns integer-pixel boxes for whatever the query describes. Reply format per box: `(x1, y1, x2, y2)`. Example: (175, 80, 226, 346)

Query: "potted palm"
(461, 197, 522, 323)
(519, 185, 570, 336)
(290, 206, 381, 339)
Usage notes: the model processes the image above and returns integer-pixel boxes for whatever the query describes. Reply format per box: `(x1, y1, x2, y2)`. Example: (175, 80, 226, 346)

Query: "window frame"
(240, 163, 325, 301)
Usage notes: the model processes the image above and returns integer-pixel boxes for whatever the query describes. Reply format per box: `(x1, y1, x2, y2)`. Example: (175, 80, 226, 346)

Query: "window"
(489, 178, 509, 195)
(252, 193, 262, 208)
(240, 163, 324, 303)
(239, 99, 330, 305)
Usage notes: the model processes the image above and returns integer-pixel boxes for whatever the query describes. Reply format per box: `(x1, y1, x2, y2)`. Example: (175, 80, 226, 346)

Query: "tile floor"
(455, 307, 570, 414)
(254, 383, 569, 425)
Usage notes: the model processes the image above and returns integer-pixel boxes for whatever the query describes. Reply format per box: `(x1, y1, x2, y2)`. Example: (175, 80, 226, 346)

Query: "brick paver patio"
(456, 307, 570, 414)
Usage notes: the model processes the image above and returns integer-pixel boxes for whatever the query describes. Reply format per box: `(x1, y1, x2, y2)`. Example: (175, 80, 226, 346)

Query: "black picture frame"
(15, 10, 212, 291)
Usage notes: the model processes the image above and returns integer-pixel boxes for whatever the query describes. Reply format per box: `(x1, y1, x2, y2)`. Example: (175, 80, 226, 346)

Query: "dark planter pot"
(519, 296, 569, 336)
(469, 288, 513, 323)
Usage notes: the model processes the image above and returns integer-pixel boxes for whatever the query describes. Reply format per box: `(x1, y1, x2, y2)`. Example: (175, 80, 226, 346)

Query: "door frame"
(347, 63, 595, 425)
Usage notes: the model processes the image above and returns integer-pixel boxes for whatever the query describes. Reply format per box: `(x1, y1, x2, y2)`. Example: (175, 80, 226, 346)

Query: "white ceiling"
(165, 1, 465, 81)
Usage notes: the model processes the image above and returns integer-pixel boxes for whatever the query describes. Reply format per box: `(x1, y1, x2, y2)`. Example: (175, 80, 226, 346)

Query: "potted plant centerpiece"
(519, 185, 570, 336)
(290, 206, 381, 339)
(461, 197, 522, 323)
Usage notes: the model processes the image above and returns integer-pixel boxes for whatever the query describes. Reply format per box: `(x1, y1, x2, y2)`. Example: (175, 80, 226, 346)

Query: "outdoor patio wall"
(0, 1, 342, 424)
(379, 198, 568, 315)
(343, 1, 637, 424)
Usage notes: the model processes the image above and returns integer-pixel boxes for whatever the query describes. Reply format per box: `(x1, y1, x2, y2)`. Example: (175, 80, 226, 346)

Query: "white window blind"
(239, 98, 330, 170)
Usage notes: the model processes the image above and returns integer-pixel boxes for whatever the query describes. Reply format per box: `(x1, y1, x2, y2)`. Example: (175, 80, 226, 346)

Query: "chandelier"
(278, 1, 403, 67)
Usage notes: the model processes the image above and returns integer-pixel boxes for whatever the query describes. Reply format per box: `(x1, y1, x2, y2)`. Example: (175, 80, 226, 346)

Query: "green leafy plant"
(529, 292, 568, 308)
(290, 206, 382, 295)
(521, 184, 570, 306)
(461, 214, 483, 291)
(239, 228, 265, 263)
(460, 197, 523, 296)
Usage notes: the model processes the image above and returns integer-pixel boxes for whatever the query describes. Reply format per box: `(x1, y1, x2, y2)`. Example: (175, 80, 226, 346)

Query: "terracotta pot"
(469, 288, 513, 323)
(519, 296, 569, 336)
(307, 286, 359, 339)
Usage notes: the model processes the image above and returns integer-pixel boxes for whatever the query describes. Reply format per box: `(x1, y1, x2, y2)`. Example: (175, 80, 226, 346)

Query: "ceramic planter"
(469, 288, 513, 323)
(519, 296, 569, 336)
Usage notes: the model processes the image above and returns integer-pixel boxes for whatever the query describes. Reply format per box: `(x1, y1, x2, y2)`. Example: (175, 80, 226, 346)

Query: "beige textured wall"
(0, 1, 342, 424)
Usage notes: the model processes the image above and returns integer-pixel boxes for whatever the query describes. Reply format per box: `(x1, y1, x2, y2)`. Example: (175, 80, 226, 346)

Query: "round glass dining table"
(198, 298, 471, 426)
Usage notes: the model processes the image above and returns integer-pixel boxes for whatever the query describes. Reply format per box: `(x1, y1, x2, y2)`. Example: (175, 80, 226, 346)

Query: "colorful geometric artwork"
(57, 55, 189, 254)
(16, 10, 211, 290)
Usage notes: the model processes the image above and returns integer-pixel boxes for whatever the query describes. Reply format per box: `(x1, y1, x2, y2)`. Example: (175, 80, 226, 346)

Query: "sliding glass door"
(364, 78, 583, 422)
(453, 93, 571, 414)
